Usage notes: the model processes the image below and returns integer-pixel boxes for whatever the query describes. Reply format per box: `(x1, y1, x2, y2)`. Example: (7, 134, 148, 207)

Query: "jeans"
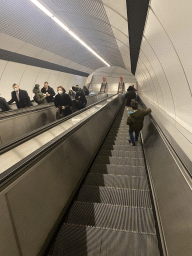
(129, 130, 140, 145)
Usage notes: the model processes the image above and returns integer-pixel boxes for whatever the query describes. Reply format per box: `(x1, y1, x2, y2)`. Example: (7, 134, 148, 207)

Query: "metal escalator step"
(52, 223, 160, 256)
(77, 185, 152, 208)
(101, 145, 142, 151)
(90, 164, 116, 174)
(116, 165, 146, 176)
(65, 201, 156, 235)
(94, 156, 145, 166)
(52, 223, 102, 256)
(98, 150, 143, 158)
(90, 164, 146, 176)
(84, 174, 149, 190)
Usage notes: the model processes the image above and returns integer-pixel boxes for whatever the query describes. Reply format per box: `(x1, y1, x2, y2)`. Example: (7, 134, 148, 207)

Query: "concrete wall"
(135, 0, 192, 166)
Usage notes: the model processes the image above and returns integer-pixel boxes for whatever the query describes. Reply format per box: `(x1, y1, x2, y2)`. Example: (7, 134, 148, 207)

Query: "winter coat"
(126, 108, 151, 132)
(8, 89, 33, 109)
(33, 88, 47, 104)
(75, 92, 87, 105)
(54, 93, 72, 116)
(0, 97, 11, 112)
(41, 86, 55, 103)
(125, 91, 136, 106)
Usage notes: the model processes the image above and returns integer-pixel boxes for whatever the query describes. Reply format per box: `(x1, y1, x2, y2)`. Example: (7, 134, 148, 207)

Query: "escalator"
(47, 106, 161, 256)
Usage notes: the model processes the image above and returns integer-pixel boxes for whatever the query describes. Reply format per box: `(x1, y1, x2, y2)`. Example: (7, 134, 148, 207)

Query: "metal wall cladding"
(142, 114, 192, 256)
(0, 95, 123, 256)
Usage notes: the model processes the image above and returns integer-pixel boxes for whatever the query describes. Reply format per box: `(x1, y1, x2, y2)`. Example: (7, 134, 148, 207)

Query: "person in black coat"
(0, 96, 11, 112)
(41, 82, 55, 103)
(83, 86, 89, 96)
(125, 86, 136, 107)
(8, 84, 33, 109)
(54, 86, 72, 117)
(75, 88, 87, 110)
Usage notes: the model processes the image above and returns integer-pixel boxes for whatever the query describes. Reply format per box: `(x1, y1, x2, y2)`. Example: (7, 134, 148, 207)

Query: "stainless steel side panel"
(142, 114, 192, 256)
(0, 95, 123, 256)
(0, 195, 20, 256)
(0, 94, 108, 147)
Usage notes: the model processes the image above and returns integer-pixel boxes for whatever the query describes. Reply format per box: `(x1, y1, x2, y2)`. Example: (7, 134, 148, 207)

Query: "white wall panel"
(144, 11, 192, 124)
(136, 1, 192, 165)
(150, 1, 192, 94)
(0, 62, 27, 101)
(16, 43, 42, 58)
(0, 33, 24, 52)
(20, 65, 40, 99)
(35, 68, 52, 87)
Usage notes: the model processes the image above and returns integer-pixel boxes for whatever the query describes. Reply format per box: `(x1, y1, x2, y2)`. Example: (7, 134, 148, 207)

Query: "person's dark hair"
(57, 86, 65, 93)
(13, 83, 17, 87)
(131, 101, 138, 110)
(44, 81, 48, 84)
(35, 84, 40, 89)
(76, 85, 79, 87)
(72, 86, 76, 91)
(128, 86, 134, 91)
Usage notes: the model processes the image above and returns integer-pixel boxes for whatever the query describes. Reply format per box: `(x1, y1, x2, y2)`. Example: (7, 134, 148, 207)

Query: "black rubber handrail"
(0, 94, 114, 155)
(0, 93, 106, 120)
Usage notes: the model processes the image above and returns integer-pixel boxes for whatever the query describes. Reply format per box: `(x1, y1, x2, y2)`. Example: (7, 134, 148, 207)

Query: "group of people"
(0, 83, 89, 118)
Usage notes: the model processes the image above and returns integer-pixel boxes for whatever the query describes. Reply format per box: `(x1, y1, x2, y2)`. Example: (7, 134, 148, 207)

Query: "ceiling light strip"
(30, 0, 110, 67)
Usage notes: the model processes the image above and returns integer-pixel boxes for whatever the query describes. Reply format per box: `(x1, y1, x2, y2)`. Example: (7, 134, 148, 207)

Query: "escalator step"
(101, 144, 143, 151)
(90, 164, 146, 176)
(98, 150, 143, 158)
(65, 201, 156, 235)
(94, 156, 145, 166)
(52, 223, 160, 256)
(84, 173, 149, 190)
(77, 185, 152, 208)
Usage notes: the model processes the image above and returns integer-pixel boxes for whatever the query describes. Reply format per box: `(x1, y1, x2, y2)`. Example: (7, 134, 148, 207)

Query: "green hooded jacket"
(33, 87, 47, 104)
(126, 108, 151, 132)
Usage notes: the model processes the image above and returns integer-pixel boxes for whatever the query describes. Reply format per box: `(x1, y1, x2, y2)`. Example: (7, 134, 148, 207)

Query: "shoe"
(129, 140, 135, 146)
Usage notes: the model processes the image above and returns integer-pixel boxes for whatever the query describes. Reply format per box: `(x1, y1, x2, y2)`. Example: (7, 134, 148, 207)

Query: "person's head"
(57, 86, 65, 94)
(132, 85, 135, 88)
(35, 84, 40, 90)
(120, 76, 123, 82)
(131, 101, 138, 110)
(103, 77, 106, 82)
(44, 82, 49, 89)
(13, 83, 19, 92)
(72, 86, 76, 91)
(128, 86, 134, 92)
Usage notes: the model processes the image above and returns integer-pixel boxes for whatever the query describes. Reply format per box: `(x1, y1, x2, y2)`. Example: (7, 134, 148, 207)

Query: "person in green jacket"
(33, 84, 47, 105)
(126, 101, 151, 146)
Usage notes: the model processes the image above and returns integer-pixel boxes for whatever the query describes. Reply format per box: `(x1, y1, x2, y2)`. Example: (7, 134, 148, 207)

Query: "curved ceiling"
(0, 0, 132, 74)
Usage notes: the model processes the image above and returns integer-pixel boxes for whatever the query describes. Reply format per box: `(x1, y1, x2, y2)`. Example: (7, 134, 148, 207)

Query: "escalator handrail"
(0, 94, 113, 155)
(0, 94, 121, 189)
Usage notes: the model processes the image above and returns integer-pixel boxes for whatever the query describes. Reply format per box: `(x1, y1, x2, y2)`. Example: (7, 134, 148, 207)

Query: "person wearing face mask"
(8, 83, 33, 109)
(41, 82, 55, 103)
(54, 86, 72, 118)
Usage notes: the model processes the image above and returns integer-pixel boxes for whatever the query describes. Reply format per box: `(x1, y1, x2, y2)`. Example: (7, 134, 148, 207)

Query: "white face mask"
(14, 88, 19, 92)
(58, 90, 63, 94)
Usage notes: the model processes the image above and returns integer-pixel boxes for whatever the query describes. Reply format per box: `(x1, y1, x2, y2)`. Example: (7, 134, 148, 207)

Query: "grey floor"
(49, 107, 160, 256)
